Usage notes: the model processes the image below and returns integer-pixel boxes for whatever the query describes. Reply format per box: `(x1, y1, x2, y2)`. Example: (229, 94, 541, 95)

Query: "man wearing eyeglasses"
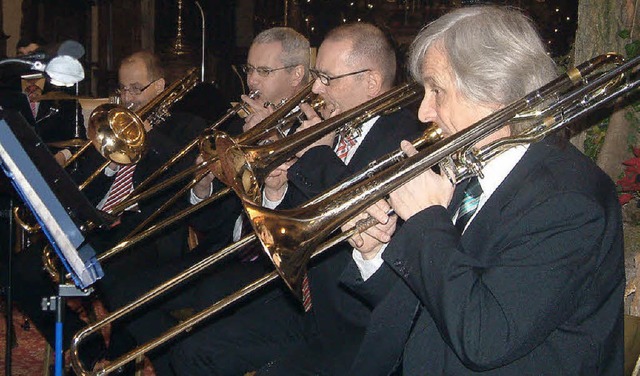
(234, 27, 310, 132)
(75, 50, 211, 373)
(190, 27, 310, 250)
(171, 23, 423, 376)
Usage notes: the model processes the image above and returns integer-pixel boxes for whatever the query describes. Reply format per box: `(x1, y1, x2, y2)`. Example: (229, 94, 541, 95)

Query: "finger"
(374, 199, 392, 215)
(300, 102, 320, 120)
(349, 232, 364, 248)
(400, 140, 418, 157)
(240, 95, 263, 112)
(364, 227, 390, 243)
(366, 205, 389, 225)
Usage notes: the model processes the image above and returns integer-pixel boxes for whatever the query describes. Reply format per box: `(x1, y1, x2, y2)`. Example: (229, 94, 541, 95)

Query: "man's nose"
(417, 96, 436, 123)
(247, 71, 260, 88)
(311, 78, 325, 95)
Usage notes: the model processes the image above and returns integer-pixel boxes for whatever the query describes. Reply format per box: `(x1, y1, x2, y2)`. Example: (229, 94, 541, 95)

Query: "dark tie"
(454, 177, 482, 232)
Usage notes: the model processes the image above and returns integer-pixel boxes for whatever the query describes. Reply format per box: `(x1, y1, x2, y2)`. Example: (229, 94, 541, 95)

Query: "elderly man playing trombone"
(337, 5, 624, 374)
(171, 22, 424, 376)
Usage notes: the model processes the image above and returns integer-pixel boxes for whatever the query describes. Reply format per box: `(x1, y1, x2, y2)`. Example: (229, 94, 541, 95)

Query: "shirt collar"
(477, 144, 529, 199)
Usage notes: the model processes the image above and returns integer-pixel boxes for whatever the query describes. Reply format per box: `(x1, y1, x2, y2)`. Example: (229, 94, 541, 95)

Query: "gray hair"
(325, 23, 396, 89)
(408, 6, 557, 116)
(253, 27, 310, 80)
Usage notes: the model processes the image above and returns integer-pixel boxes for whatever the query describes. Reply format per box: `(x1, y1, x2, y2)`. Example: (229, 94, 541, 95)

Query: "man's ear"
(290, 65, 305, 87)
(154, 78, 166, 95)
(366, 70, 384, 97)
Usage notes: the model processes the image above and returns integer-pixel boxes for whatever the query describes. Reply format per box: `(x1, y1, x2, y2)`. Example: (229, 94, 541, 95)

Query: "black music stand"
(0, 109, 109, 375)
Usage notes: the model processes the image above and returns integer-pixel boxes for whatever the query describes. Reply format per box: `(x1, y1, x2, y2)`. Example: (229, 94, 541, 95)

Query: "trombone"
(243, 52, 639, 297)
(111, 81, 318, 239)
(67, 86, 439, 376)
(214, 82, 425, 202)
(68, 52, 640, 375)
(59, 83, 320, 282)
(65, 68, 200, 175)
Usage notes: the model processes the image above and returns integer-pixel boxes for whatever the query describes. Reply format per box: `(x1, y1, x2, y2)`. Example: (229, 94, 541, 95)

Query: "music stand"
(0, 109, 108, 375)
(0, 108, 106, 286)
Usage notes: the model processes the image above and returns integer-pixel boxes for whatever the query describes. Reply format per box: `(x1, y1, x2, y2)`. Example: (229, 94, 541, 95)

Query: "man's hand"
(264, 158, 297, 202)
(241, 94, 275, 131)
(388, 141, 454, 221)
(193, 154, 215, 199)
(341, 199, 397, 260)
(294, 103, 335, 158)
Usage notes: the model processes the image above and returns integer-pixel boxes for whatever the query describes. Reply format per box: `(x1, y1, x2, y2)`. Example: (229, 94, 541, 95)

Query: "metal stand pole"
(42, 284, 92, 376)
(4, 198, 14, 376)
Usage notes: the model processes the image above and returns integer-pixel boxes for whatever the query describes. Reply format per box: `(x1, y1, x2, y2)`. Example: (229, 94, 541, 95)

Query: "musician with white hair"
(343, 5, 624, 374)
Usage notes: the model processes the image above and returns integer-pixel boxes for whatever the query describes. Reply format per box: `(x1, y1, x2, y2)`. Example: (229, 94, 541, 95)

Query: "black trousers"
(169, 285, 307, 376)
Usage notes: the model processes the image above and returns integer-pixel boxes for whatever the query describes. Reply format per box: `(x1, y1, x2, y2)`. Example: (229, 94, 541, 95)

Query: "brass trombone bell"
(87, 103, 146, 165)
(215, 82, 424, 203)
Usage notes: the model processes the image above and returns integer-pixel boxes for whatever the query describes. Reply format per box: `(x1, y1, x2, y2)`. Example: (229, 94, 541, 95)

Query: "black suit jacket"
(75, 112, 207, 275)
(342, 136, 624, 375)
(278, 108, 425, 369)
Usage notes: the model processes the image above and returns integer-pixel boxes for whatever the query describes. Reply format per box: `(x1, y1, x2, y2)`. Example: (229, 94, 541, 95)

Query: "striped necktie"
(301, 273, 312, 312)
(455, 177, 482, 232)
(101, 164, 136, 213)
(335, 134, 357, 162)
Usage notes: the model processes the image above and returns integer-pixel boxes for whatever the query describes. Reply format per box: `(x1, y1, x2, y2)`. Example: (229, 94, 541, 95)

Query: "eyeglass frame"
(240, 64, 297, 77)
(310, 68, 371, 86)
(116, 78, 161, 96)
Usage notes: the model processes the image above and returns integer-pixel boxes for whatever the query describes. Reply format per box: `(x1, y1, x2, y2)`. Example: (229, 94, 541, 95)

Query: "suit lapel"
(462, 138, 557, 249)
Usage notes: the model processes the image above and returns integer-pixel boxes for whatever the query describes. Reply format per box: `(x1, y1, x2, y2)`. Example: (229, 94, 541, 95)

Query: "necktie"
(335, 134, 357, 162)
(101, 164, 136, 213)
(455, 177, 482, 232)
(24, 84, 39, 117)
(301, 273, 312, 312)
(29, 101, 37, 117)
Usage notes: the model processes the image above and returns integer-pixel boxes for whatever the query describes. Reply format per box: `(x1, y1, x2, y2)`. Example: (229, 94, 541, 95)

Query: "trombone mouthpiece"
(248, 90, 260, 100)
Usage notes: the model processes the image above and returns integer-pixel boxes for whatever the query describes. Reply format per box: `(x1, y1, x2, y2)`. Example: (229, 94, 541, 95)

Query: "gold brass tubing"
(64, 187, 232, 281)
(62, 140, 93, 168)
(125, 90, 260, 199)
(106, 160, 210, 216)
(124, 168, 211, 238)
(70, 233, 257, 376)
(78, 160, 110, 191)
(71, 210, 370, 376)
